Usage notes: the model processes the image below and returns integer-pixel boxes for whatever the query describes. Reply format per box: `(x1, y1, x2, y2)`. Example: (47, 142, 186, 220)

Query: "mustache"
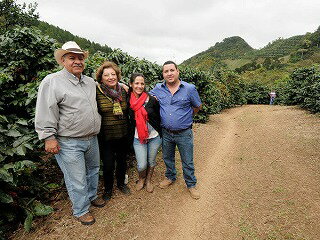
(73, 63, 83, 67)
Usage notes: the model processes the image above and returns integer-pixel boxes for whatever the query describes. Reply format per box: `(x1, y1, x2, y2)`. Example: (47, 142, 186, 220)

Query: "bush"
(284, 66, 320, 113)
(243, 80, 269, 104)
(0, 26, 58, 236)
(214, 70, 247, 106)
(180, 66, 224, 122)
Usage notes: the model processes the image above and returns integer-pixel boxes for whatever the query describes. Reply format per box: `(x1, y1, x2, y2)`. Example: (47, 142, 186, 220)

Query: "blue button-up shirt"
(150, 80, 201, 130)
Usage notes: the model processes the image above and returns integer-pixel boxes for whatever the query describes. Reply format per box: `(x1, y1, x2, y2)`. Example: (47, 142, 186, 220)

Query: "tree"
(0, 0, 38, 33)
(309, 26, 320, 48)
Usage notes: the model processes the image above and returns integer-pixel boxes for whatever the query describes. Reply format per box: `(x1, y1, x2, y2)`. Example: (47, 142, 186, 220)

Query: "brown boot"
(159, 178, 173, 189)
(188, 187, 200, 200)
(145, 166, 155, 193)
(91, 197, 106, 208)
(135, 169, 146, 191)
(76, 212, 95, 225)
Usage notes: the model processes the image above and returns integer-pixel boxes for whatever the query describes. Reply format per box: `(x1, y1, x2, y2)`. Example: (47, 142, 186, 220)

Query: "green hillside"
(255, 35, 304, 58)
(182, 28, 320, 71)
(36, 21, 112, 54)
(0, 1, 111, 54)
(200, 36, 254, 59)
(182, 36, 255, 71)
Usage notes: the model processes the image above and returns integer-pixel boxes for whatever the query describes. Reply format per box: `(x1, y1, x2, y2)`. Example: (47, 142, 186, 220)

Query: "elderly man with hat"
(35, 41, 105, 225)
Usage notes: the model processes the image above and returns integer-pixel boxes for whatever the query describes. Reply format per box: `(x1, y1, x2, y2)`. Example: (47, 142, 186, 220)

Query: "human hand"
(120, 83, 129, 93)
(45, 139, 60, 154)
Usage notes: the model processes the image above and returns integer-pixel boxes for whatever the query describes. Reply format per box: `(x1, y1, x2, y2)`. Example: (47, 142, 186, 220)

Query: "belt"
(58, 135, 96, 141)
(163, 126, 191, 134)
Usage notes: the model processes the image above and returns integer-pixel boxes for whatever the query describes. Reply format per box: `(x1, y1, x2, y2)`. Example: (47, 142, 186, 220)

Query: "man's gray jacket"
(35, 68, 101, 140)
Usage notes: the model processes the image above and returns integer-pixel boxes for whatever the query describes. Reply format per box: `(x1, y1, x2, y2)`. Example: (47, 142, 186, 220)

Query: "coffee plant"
(0, 26, 58, 237)
(278, 66, 320, 112)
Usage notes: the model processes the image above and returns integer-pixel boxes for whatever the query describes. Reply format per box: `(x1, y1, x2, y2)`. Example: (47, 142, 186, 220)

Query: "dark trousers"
(100, 137, 128, 193)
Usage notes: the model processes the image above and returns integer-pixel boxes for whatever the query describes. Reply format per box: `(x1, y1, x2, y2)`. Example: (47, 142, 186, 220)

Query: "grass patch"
(239, 219, 259, 240)
(272, 186, 286, 194)
(118, 212, 129, 223)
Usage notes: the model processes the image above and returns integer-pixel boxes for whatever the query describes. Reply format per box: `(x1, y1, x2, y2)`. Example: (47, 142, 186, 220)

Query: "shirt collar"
(161, 79, 184, 88)
(62, 68, 85, 85)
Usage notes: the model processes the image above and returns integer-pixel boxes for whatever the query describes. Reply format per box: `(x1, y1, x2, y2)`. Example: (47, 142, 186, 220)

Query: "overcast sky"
(18, 0, 320, 64)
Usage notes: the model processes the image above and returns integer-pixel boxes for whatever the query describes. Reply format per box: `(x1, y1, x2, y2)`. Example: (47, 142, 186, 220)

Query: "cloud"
(17, 0, 320, 64)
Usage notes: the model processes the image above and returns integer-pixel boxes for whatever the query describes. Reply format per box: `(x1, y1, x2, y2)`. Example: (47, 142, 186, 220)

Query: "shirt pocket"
(158, 95, 170, 105)
(171, 97, 190, 107)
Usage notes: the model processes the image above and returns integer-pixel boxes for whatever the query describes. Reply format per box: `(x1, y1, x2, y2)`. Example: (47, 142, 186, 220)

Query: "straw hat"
(54, 41, 89, 66)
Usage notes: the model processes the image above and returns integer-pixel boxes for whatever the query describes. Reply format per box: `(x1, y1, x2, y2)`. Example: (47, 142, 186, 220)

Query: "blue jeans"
(133, 135, 162, 172)
(270, 97, 275, 105)
(162, 128, 197, 188)
(55, 135, 100, 217)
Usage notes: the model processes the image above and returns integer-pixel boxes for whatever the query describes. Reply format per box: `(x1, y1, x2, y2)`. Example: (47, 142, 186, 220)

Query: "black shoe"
(91, 198, 106, 208)
(118, 185, 131, 195)
(102, 191, 112, 201)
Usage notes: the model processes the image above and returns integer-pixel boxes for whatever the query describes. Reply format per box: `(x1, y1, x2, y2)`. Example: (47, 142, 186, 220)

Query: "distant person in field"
(95, 61, 131, 201)
(35, 41, 105, 226)
(150, 61, 202, 199)
(128, 73, 162, 193)
(269, 90, 276, 105)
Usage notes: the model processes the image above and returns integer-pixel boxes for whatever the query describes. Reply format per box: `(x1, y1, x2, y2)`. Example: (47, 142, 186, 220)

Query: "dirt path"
(13, 105, 320, 240)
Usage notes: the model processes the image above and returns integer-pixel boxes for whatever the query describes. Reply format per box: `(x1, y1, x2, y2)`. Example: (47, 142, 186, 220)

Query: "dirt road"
(14, 105, 320, 240)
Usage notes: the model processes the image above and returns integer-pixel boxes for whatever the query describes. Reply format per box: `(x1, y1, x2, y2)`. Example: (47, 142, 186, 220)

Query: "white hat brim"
(54, 49, 89, 66)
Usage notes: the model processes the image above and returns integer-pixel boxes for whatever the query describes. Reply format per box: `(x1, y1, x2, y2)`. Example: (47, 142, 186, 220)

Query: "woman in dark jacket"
(96, 61, 131, 200)
(128, 73, 162, 193)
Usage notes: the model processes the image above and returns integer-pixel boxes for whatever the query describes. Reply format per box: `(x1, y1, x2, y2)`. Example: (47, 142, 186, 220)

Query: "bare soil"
(12, 105, 320, 240)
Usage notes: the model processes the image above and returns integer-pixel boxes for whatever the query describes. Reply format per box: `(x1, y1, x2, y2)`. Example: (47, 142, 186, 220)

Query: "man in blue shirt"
(150, 61, 202, 199)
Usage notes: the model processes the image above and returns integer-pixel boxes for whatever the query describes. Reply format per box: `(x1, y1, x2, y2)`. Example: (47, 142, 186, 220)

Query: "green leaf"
(15, 145, 27, 156)
(0, 154, 6, 163)
(4, 148, 14, 156)
(24, 213, 33, 232)
(33, 202, 53, 216)
(24, 143, 33, 150)
(0, 168, 13, 183)
(0, 190, 13, 203)
(46, 183, 60, 189)
(12, 136, 31, 147)
(0, 115, 8, 122)
(6, 129, 22, 137)
(16, 119, 28, 126)
(13, 160, 36, 172)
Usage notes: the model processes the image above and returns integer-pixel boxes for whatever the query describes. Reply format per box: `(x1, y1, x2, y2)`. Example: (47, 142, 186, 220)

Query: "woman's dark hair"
(130, 73, 145, 84)
(129, 73, 146, 94)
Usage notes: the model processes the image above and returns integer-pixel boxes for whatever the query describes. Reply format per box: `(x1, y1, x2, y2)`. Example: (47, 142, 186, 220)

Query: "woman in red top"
(128, 73, 162, 193)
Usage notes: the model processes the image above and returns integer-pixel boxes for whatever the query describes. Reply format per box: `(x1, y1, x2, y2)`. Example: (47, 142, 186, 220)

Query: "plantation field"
(222, 58, 251, 70)
(12, 105, 320, 240)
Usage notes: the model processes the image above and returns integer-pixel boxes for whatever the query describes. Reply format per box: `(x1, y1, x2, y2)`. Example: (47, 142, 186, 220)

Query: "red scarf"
(130, 92, 149, 143)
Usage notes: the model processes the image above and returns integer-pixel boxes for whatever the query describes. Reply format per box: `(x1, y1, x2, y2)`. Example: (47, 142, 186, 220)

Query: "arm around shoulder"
(193, 104, 202, 115)
(148, 83, 162, 98)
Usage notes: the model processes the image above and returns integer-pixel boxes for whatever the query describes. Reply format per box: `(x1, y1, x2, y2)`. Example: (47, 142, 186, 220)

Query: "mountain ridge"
(181, 27, 320, 71)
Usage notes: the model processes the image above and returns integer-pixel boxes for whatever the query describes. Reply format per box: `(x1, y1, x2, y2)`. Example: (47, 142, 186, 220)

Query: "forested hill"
(35, 21, 112, 54)
(186, 36, 254, 61)
(255, 35, 304, 58)
(181, 27, 320, 71)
